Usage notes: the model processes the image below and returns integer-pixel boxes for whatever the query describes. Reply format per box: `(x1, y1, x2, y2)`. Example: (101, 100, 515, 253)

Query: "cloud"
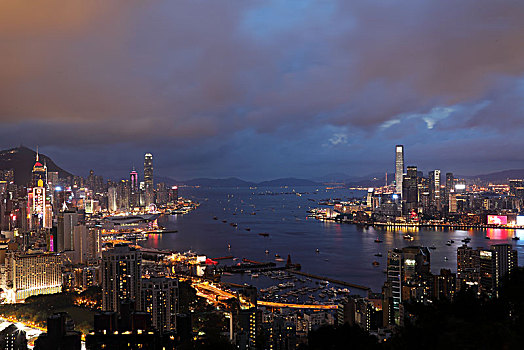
(2, 1, 524, 178)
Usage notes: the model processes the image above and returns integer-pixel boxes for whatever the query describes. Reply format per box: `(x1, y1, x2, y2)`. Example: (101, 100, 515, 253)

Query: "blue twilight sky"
(1, 0, 524, 181)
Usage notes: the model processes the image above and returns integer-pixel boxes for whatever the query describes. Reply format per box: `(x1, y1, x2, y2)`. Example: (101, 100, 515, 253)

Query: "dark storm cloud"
(1, 0, 524, 178)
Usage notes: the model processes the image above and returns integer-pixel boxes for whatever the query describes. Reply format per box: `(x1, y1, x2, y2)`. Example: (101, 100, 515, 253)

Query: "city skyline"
(3, 2, 524, 180)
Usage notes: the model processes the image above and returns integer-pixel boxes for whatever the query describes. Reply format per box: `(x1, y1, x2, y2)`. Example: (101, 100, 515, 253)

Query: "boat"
(462, 237, 471, 243)
(251, 273, 259, 278)
(447, 240, 454, 244)
(275, 253, 280, 258)
(316, 249, 320, 253)
(444, 257, 448, 261)
(222, 220, 227, 223)
(275, 258, 285, 262)
(228, 244, 231, 249)
(512, 236, 520, 240)
(213, 217, 218, 220)
(375, 238, 383, 243)
(265, 250, 269, 255)
(230, 223, 238, 227)
(429, 246, 436, 250)
(245, 228, 251, 231)
(372, 261, 380, 266)
(403, 234, 413, 241)
(259, 233, 270, 237)
(485, 236, 491, 239)
(446, 243, 452, 246)
(374, 253, 382, 257)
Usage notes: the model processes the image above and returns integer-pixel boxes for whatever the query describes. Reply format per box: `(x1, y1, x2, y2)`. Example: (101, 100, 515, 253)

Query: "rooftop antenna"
(36, 146, 39, 162)
(385, 172, 388, 186)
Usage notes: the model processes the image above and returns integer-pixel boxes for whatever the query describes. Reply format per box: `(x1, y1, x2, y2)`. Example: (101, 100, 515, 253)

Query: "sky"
(1, 0, 524, 181)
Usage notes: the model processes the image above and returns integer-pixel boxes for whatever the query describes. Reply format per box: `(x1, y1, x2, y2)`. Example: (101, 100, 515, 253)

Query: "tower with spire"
(32, 146, 48, 188)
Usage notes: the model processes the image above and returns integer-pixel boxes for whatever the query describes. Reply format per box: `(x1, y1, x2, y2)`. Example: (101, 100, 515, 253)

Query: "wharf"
(287, 270, 370, 291)
(330, 218, 518, 230)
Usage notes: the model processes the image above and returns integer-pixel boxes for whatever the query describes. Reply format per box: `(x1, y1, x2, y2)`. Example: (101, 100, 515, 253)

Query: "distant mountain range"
(173, 177, 320, 188)
(1, 145, 524, 187)
(463, 169, 524, 183)
(0, 146, 72, 185)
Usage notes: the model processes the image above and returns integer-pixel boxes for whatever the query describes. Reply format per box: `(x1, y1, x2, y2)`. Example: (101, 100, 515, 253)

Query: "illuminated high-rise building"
(141, 277, 178, 333)
(107, 187, 117, 212)
(402, 166, 418, 215)
(129, 169, 139, 207)
(102, 244, 142, 312)
(144, 153, 153, 189)
(144, 153, 154, 206)
(32, 148, 47, 188)
(168, 186, 179, 204)
(395, 145, 404, 195)
(130, 169, 139, 192)
(386, 246, 431, 324)
(429, 170, 441, 211)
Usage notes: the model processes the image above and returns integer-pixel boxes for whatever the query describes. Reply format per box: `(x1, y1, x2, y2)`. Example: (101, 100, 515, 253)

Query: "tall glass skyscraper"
(144, 153, 153, 188)
(395, 145, 404, 195)
(144, 153, 154, 206)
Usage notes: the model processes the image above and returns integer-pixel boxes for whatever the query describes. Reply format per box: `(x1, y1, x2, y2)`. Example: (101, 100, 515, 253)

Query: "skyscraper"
(429, 170, 441, 211)
(141, 277, 178, 333)
(386, 249, 402, 324)
(457, 244, 480, 291)
(402, 166, 418, 215)
(130, 169, 139, 192)
(144, 153, 154, 206)
(102, 244, 142, 312)
(395, 145, 404, 195)
(129, 169, 139, 207)
(144, 153, 153, 189)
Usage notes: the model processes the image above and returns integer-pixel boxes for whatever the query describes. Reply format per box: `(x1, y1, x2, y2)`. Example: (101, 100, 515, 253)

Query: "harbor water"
(141, 186, 524, 292)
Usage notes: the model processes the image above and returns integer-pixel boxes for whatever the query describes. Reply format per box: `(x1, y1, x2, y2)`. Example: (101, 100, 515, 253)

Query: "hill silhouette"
(0, 146, 73, 185)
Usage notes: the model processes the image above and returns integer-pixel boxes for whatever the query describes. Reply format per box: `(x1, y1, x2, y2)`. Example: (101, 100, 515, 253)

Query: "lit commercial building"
(429, 170, 441, 211)
(395, 145, 404, 195)
(168, 186, 179, 204)
(144, 153, 154, 206)
(402, 166, 418, 215)
(2, 252, 62, 302)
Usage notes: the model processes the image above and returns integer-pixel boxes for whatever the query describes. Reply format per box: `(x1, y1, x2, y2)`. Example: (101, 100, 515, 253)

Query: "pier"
(287, 270, 370, 291)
